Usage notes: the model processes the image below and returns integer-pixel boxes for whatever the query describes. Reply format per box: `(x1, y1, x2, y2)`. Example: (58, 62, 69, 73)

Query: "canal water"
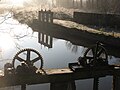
(0, 12, 119, 90)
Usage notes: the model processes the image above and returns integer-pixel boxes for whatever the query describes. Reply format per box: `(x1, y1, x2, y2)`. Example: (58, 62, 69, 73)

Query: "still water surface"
(0, 13, 119, 90)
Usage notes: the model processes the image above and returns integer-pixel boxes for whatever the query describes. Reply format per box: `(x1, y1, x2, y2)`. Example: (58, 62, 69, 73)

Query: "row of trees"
(52, 0, 120, 14)
(86, 0, 120, 13)
(0, 0, 120, 14)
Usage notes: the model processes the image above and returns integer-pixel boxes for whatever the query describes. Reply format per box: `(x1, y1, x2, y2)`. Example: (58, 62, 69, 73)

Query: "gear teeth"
(12, 48, 44, 70)
(97, 78, 99, 89)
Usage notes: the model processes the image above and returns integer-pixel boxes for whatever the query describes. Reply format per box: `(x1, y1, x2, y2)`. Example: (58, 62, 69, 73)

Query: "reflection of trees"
(65, 41, 89, 59)
(0, 6, 13, 24)
(0, 5, 37, 61)
(66, 41, 78, 53)
(0, 13, 34, 50)
(108, 56, 120, 65)
(0, 32, 33, 51)
(65, 41, 87, 54)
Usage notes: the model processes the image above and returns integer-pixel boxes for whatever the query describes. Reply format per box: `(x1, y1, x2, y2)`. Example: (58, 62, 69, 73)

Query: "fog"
(0, 0, 119, 14)
(0, 0, 53, 7)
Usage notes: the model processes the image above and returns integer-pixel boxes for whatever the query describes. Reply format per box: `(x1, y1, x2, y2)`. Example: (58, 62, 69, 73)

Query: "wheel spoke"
(13, 48, 43, 69)
(26, 50, 31, 61)
(15, 56, 25, 62)
(102, 58, 107, 61)
(32, 57, 40, 63)
(86, 56, 94, 59)
(84, 43, 108, 66)
(97, 48, 104, 57)
(92, 48, 95, 56)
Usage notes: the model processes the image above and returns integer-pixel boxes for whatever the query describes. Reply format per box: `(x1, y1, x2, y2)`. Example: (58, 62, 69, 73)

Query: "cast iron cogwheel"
(12, 48, 43, 70)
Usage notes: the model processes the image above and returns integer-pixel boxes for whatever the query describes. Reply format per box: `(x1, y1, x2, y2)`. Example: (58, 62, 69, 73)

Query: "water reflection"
(0, 12, 33, 51)
(65, 41, 88, 55)
(0, 33, 14, 51)
(38, 32, 53, 48)
(66, 41, 78, 53)
(109, 56, 120, 65)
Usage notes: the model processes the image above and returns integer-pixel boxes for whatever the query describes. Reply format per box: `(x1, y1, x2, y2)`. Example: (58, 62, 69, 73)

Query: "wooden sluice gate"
(0, 42, 120, 90)
(38, 10, 53, 23)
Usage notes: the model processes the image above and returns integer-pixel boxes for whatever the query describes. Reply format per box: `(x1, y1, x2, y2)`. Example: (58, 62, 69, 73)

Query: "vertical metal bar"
(38, 32, 40, 43)
(46, 35, 48, 44)
(113, 75, 116, 90)
(42, 10, 45, 22)
(38, 11, 41, 21)
(39, 9, 43, 22)
(50, 36, 53, 48)
(42, 33, 44, 43)
(50, 11, 53, 23)
(93, 77, 99, 90)
(46, 11, 49, 23)
(50, 81, 76, 90)
(94, 42, 99, 62)
(67, 81, 76, 90)
(21, 85, 26, 90)
(113, 75, 120, 90)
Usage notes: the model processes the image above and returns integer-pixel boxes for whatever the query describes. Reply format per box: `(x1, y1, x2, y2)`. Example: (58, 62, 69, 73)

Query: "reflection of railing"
(38, 32, 53, 48)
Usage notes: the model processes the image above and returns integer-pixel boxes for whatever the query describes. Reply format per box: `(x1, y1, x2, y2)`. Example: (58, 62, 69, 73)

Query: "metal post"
(48, 10, 51, 23)
(49, 10, 53, 23)
(50, 81, 76, 90)
(39, 9, 43, 22)
(21, 84, 26, 90)
(46, 11, 49, 23)
(42, 33, 44, 43)
(38, 32, 40, 43)
(93, 77, 99, 90)
(50, 36, 53, 48)
(46, 35, 48, 44)
(41, 9, 43, 22)
(113, 75, 120, 90)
